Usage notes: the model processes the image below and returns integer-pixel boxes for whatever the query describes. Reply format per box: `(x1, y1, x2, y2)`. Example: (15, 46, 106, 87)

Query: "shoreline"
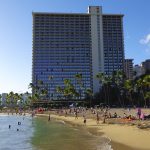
(0, 112, 31, 116)
(37, 113, 150, 150)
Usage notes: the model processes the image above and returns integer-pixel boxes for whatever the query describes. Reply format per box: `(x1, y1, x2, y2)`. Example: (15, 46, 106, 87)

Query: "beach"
(37, 108, 150, 150)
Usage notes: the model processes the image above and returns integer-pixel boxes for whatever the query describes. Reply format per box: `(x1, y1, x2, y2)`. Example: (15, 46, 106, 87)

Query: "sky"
(0, 0, 150, 93)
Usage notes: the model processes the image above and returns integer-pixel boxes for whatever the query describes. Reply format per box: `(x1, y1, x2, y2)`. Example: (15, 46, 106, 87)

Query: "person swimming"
(9, 125, 11, 129)
(18, 122, 21, 125)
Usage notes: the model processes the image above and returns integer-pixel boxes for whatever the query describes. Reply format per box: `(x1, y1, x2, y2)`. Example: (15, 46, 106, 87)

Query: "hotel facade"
(32, 6, 124, 99)
(124, 59, 134, 80)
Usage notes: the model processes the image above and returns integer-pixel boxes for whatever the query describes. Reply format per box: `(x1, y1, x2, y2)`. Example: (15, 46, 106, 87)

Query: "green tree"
(63, 79, 78, 100)
(124, 80, 134, 106)
(96, 73, 113, 105)
(6, 94, 10, 107)
(85, 88, 93, 107)
(56, 86, 63, 100)
(75, 73, 84, 99)
(0, 94, 2, 106)
(112, 70, 124, 107)
(48, 75, 54, 100)
(96, 72, 108, 104)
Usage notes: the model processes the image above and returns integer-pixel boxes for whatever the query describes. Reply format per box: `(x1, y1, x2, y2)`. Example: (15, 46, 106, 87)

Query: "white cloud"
(140, 34, 150, 54)
(140, 34, 150, 44)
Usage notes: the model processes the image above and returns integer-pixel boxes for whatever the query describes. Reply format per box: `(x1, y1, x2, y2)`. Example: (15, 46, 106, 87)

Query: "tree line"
(94, 71, 150, 107)
(0, 71, 149, 108)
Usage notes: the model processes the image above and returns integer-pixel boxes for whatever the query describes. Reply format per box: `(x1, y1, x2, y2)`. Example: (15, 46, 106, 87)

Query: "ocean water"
(0, 114, 35, 150)
(0, 114, 112, 150)
(32, 117, 112, 150)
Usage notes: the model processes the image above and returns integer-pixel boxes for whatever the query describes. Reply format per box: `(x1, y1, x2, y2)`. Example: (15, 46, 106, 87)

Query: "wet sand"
(111, 141, 148, 150)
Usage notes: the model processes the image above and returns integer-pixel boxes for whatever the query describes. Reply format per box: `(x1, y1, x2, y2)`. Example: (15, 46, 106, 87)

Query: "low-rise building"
(1, 93, 7, 105)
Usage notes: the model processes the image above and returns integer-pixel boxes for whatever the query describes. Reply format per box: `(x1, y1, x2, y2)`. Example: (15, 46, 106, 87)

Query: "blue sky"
(0, 0, 150, 93)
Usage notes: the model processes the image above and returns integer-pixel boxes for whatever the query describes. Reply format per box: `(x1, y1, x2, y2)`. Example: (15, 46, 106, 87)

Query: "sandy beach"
(37, 108, 150, 150)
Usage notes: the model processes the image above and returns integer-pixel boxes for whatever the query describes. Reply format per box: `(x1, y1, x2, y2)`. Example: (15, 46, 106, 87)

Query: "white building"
(133, 65, 144, 78)
(1, 93, 7, 105)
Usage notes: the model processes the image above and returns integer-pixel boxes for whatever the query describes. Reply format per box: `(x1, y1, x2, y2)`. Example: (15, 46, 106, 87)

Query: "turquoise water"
(0, 114, 111, 150)
(32, 117, 111, 150)
(0, 114, 34, 150)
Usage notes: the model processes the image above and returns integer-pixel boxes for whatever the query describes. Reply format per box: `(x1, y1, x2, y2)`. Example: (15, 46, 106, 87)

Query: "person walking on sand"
(83, 116, 86, 125)
(137, 108, 141, 120)
(48, 114, 51, 121)
(65, 110, 68, 117)
(140, 112, 145, 120)
(75, 111, 78, 119)
(96, 112, 100, 124)
(103, 109, 108, 123)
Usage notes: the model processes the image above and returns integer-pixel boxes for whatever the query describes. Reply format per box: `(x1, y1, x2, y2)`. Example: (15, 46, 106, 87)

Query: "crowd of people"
(4, 106, 150, 128)
(50, 106, 150, 124)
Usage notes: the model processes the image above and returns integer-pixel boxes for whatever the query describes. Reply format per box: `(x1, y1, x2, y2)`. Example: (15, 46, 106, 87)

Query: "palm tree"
(26, 95, 32, 107)
(29, 93, 40, 108)
(64, 79, 71, 86)
(14, 93, 20, 107)
(63, 79, 77, 100)
(85, 88, 93, 107)
(143, 75, 150, 106)
(96, 73, 107, 104)
(28, 83, 35, 91)
(137, 75, 150, 107)
(48, 75, 54, 100)
(41, 89, 48, 96)
(0, 95, 2, 111)
(112, 70, 124, 107)
(136, 78, 146, 107)
(9, 91, 14, 109)
(75, 73, 84, 99)
(124, 80, 134, 106)
(6, 94, 10, 108)
(104, 75, 112, 106)
(38, 80, 43, 85)
(145, 92, 150, 107)
(56, 86, 63, 100)
(56, 79, 78, 102)
(18, 93, 24, 109)
(0, 94, 2, 106)
(96, 73, 105, 85)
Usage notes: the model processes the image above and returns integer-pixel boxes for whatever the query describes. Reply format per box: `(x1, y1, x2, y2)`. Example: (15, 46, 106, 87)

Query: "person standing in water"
(9, 125, 11, 129)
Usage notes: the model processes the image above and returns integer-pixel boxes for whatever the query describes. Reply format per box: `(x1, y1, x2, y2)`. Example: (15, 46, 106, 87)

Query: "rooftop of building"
(32, 6, 124, 17)
(125, 59, 134, 61)
(32, 12, 124, 17)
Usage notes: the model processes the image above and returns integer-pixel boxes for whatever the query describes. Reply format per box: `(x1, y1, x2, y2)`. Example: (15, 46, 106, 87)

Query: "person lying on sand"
(122, 115, 136, 120)
(111, 112, 117, 118)
(144, 114, 150, 120)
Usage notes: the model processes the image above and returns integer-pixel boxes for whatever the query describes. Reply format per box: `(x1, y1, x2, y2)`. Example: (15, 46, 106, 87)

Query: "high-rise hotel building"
(32, 6, 124, 99)
(124, 59, 133, 80)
